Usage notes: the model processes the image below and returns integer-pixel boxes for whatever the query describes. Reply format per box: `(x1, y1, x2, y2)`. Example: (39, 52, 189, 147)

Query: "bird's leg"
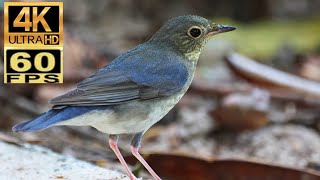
(131, 132, 162, 180)
(109, 135, 136, 180)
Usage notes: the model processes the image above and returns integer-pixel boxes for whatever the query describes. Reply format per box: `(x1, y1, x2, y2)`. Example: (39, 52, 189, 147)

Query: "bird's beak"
(206, 24, 236, 37)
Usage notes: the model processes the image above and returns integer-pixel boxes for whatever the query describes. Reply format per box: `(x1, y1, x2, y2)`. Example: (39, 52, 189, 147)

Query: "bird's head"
(149, 15, 236, 61)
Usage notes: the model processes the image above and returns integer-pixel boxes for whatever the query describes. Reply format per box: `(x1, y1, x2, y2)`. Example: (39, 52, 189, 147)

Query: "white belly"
(57, 92, 185, 134)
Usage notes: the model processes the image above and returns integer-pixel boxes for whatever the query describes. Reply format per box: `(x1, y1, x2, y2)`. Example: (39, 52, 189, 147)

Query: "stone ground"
(0, 141, 129, 180)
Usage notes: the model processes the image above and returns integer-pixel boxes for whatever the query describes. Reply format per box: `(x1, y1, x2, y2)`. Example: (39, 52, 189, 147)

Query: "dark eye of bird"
(188, 27, 202, 38)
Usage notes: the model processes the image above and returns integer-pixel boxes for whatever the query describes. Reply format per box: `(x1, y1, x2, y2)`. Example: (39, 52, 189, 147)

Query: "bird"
(13, 15, 235, 180)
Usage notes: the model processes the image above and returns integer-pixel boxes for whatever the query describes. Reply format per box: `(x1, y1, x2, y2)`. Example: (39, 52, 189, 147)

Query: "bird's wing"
(49, 48, 189, 107)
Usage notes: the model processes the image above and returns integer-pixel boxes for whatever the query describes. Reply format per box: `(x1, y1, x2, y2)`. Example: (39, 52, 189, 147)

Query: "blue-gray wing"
(49, 48, 189, 107)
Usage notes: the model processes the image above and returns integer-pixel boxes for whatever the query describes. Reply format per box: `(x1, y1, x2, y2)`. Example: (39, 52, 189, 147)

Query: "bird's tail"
(12, 109, 62, 132)
(12, 106, 109, 132)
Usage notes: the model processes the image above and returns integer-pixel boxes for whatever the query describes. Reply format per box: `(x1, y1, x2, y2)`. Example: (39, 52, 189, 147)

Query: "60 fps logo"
(4, 2, 63, 83)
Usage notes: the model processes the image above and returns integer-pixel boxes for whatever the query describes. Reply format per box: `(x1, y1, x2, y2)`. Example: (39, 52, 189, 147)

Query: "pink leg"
(131, 146, 161, 180)
(109, 136, 136, 180)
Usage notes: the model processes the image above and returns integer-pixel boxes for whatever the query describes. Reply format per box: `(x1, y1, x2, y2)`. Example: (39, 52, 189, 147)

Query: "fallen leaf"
(226, 53, 320, 98)
(212, 89, 270, 131)
(126, 153, 320, 180)
(299, 55, 320, 81)
(0, 132, 19, 144)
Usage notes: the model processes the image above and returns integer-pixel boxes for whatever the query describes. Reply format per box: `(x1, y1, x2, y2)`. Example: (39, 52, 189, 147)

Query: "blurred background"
(1, 0, 320, 179)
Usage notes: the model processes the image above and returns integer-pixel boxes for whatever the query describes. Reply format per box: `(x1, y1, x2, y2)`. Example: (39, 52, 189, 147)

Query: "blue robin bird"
(13, 15, 235, 180)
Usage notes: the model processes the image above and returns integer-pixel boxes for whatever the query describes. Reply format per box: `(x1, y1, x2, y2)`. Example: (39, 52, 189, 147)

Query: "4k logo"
(4, 2, 63, 84)
(13, 7, 53, 32)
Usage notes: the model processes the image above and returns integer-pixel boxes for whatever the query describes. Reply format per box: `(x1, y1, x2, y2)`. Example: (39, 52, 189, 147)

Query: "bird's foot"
(130, 146, 162, 180)
(129, 174, 136, 180)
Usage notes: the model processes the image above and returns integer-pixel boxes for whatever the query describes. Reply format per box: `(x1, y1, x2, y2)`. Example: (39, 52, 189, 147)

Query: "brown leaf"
(126, 153, 320, 180)
(299, 56, 320, 82)
(190, 80, 320, 107)
(226, 53, 320, 99)
(0, 132, 19, 144)
(211, 89, 270, 131)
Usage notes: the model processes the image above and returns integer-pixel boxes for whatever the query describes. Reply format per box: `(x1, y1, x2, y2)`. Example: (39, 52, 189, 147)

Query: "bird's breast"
(59, 68, 195, 135)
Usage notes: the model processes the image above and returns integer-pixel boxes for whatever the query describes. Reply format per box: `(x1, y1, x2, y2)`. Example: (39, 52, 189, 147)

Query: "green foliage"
(213, 18, 320, 58)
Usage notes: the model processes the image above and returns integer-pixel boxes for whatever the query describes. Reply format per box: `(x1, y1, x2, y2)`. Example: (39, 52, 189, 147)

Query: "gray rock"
(0, 141, 129, 180)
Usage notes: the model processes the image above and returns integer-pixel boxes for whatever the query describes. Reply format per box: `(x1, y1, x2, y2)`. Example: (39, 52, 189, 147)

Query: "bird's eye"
(188, 26, 202, 38)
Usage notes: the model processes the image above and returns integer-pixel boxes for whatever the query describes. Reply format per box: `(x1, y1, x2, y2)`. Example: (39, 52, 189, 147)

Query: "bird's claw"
(129, 175, 141, 180)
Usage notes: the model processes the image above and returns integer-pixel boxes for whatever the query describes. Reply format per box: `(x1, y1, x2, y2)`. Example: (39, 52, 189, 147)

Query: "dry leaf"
(226, 53, 320, 98)
(212, 89, 270, 131)
(126, 153, 320, 180)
